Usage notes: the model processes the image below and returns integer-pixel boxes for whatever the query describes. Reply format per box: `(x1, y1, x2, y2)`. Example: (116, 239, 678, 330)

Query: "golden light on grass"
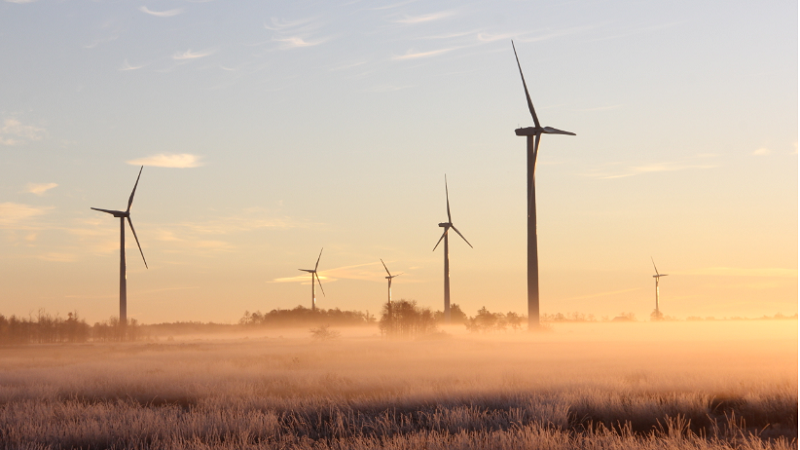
(0, 320, 794, 449)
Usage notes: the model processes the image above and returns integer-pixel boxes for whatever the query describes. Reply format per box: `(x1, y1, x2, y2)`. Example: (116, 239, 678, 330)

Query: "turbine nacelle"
(438, 222, 451, 228)
(515, 126, 576, 137)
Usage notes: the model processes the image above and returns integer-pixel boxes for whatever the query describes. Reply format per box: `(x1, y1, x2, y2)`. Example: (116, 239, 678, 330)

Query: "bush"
(309, 325, 341, 341)
(465, 308, 526, 333)
(379, 299, 438, 337)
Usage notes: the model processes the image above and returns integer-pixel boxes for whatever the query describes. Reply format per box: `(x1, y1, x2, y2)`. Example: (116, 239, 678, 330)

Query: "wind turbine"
(90, 166, 148, 327)
(380, 259, 402, 305)
(651, 257, 668, 319)
(512, 41, 576, 329)
(299, 248, 325, 311)
(380, 259, 401, 329)
(432, 176, 472, 323)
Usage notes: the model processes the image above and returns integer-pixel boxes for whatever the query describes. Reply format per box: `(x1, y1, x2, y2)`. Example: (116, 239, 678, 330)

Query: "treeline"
(0, 311, 142, 345)
(378, 301, 527, 336)
(240, 306, 376, 327)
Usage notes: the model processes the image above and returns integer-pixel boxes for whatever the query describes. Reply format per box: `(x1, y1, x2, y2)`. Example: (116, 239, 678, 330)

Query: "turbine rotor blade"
(542, 126, 576, 136)
(315, 247, 323, 271)
(127, 166, 143, 213)
(91, 207, 120, 216)
(651, 256, 659, 275)
(432, 229, 448, 251)
(450, 225, 473, 249)
(126, 216, 148, 269)
(511, 41, 540, 128)
(380, 258, 391, 276)
(315, 272, 325, 296)
(445, 175, 452, 223)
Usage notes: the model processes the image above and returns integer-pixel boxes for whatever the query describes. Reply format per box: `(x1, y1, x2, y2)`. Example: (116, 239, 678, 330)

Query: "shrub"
(379, 299, 438, 337)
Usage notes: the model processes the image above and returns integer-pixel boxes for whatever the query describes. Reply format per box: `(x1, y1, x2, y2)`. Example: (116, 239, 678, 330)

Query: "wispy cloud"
(127, 154, 204, 168)
(273, 36, 328, 49)
(522, 27, 591, 43)
(264, 17, 317, 31)
(272, 261, 386, 284)
(264, 16, 331, 51)
(0, 203, 50, 228)
(477, 32, 518, 42)
(139, 6, 183, 17)
(0, 118, 46, 146)
(175, 215, 307, 235)
(753, 147, 771, 156)
(687, 267, 798, 278)
(587, 160, 717, 179)
(394, 11, 454, 24)
(25, 183, 57, 196)
(172, 48, 216, 60)
(120, 59, 147, 71)
(415, 30, 476, 40)
(392, 47, 455, 60)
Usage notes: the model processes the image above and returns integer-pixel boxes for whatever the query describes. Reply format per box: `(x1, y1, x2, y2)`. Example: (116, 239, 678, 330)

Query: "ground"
(0, 320, 796, 449)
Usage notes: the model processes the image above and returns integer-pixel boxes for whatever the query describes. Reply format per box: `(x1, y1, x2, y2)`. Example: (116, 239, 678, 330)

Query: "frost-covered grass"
(0, 321, 795, 449)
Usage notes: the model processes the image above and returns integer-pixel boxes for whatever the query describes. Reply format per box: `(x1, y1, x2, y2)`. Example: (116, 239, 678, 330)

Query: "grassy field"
(0, 320, 795, 449)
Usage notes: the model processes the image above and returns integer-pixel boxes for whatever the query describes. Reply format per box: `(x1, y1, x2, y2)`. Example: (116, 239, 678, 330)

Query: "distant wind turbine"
(512, 41, 576, 329)
(432, 176, 472, 323)
(299, 248, 325, 311)
(90, 166, 148, 326)
(380, 259, 402, 306)
(651, 257, 668, 319)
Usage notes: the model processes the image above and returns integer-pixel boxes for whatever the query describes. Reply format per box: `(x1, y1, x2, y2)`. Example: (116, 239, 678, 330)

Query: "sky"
(0, 0, 796, 324)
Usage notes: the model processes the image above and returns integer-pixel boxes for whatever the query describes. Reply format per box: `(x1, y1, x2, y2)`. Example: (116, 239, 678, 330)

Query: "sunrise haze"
(0, 0, 796, 324)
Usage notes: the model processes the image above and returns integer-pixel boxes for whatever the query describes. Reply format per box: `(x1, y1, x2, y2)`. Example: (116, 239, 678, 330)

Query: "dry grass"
(0, 321, 795, 449)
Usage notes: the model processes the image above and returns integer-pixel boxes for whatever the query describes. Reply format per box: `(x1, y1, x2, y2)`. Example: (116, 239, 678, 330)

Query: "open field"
(0, 321, 796, 449)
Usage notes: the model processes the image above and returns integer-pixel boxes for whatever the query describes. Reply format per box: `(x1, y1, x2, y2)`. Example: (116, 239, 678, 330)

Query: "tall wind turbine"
(512, 41, 576, 329)
(432, 176, 472, 323)
(651, 257, 668, 319)
(91, 166, 148, 326)
(299, 248, 325, 311)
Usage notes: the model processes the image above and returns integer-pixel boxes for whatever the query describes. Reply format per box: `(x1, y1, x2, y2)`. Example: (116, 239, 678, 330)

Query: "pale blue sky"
(1, 0, 796, 323)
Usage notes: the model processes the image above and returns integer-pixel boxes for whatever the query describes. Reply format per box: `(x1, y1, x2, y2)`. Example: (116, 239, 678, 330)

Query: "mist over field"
(0, 320, 795, 449)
